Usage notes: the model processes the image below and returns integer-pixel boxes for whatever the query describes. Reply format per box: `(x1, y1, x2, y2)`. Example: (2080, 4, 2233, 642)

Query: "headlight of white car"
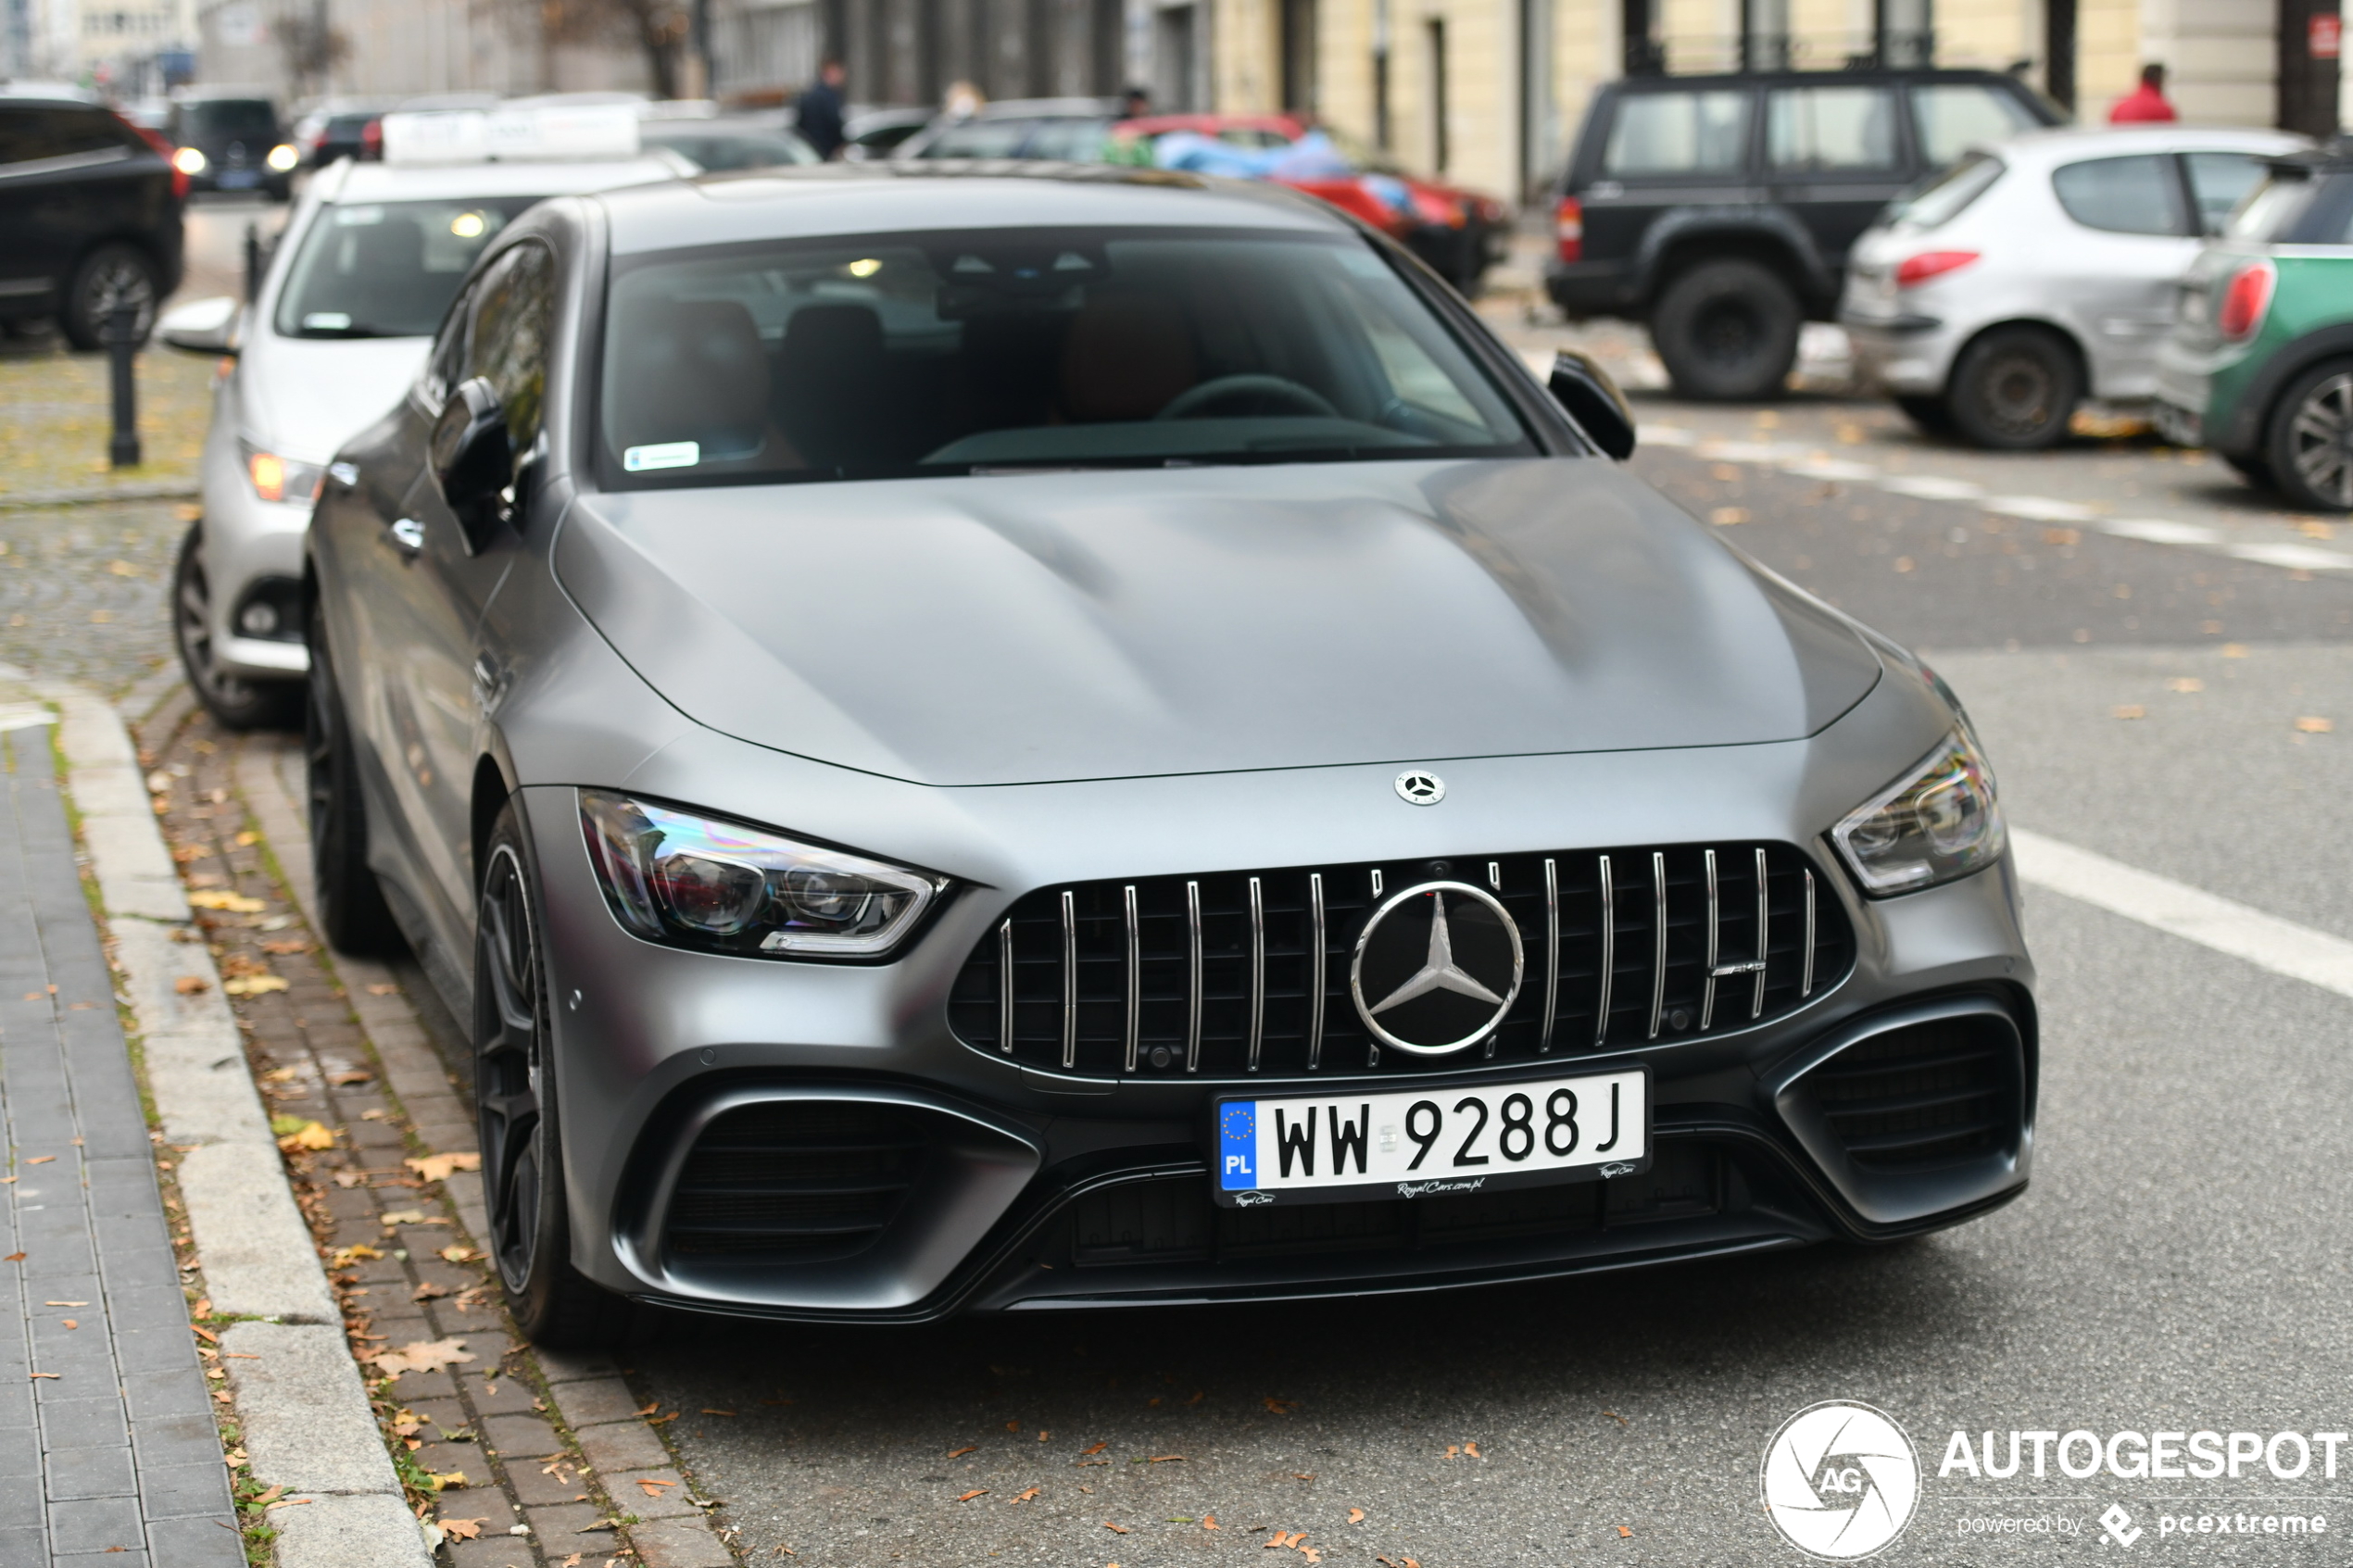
(1832, 729, 2005, 896)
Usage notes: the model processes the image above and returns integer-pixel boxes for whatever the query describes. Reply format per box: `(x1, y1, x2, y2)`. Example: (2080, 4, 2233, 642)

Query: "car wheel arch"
(471, 752, 517, 897)
(1636, 211, 1826, 312)
(1944, 317, 2089, 395)
(2243, 325, 2353, 455)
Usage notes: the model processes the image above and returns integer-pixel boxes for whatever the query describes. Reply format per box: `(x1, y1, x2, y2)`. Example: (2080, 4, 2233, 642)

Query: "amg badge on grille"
(1349, 881, 1524, 1054)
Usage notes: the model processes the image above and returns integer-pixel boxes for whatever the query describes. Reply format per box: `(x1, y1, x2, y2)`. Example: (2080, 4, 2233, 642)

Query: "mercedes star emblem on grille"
(1349, 881, 1524, 1054)
(1394, 769, 1445, 805)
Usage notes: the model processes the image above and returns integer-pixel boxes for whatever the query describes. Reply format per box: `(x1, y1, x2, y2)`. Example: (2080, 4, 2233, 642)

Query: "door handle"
(387, 517, 424, 556)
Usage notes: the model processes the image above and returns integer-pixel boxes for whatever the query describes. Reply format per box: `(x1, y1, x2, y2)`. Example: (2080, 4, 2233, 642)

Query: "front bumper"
(517, 678, 2036, 1322)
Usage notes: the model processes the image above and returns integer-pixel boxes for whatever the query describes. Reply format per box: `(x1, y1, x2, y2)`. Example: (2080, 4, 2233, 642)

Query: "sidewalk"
(0, 706, 239, 1567)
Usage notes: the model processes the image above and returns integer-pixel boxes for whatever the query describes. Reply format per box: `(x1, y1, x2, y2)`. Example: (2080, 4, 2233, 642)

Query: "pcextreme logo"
(1761, 1401, 1921, 1560)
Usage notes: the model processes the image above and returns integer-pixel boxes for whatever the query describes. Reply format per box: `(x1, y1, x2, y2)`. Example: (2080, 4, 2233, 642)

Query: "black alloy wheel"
(304, 602, 401, 954)
(475, 805, 643, 1347)
(1948, 326, 2081, 450)
(1650, 258, 1803, 402)
(62, 243, 159, 351)
(2268, 361, 2353, 513)
(174, 525, 300, 731)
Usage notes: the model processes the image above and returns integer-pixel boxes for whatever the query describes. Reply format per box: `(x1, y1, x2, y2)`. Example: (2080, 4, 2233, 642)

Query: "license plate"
(218, 169, 260, 189)
(1213, 1068, 1648, 1208)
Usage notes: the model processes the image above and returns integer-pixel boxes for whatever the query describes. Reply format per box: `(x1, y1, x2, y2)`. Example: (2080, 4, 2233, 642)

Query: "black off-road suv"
(1546, 69, 2059, 398)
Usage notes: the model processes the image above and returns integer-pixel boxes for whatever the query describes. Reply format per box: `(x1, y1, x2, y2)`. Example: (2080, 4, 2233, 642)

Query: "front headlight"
(579, 791, 946, 959)
(1831, 729, 2005, 896)
(172, 145, 208, 175)
(266, 142, 299, 172)
(241, 442, 326, 505)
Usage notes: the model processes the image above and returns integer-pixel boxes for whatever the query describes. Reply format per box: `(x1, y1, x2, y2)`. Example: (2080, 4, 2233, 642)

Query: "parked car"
(1547, 68, 2061, 399)
(2157, 144, 2353, 509)
(1117, 113, 1508, 290)
(1842, 125, 2303, 449)
(638, 116, 819, 172)
(292, 98, 396, 169)
(302, 162, 2029, 1346)
(893, 97, 1124, 161)
(0, 86, 184, 346)
(155, 109, 685, 728)
(839, 106, 935, 161)
(168, 90, 296, 199)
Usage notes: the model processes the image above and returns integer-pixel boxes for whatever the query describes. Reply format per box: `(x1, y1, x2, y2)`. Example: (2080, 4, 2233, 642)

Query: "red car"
(1114, 113, 1506, 289)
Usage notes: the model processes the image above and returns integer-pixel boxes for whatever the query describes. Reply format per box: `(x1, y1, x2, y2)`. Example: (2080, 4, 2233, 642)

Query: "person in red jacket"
(2110, 63, 2178, 123)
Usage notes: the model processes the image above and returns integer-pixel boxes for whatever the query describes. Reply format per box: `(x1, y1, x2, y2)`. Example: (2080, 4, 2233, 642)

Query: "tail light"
(361, 118, 383, 160)
(2218, 259, 2276, 341)
(1895, 250, 1980, 288)
(1555, 195, 1583, 264)
(120, 117, 187, 199)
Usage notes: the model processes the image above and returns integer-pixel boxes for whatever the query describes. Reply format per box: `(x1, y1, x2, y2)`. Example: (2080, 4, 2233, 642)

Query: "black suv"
(0, 90, 185, 348)
(165, 93, 291, 200)
(1547, 69, 2059, 398)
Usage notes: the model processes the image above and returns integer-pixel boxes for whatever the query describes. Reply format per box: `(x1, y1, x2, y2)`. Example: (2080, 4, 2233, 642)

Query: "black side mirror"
(430, 376, 512, 547)
(1548, 350, 1636, 460)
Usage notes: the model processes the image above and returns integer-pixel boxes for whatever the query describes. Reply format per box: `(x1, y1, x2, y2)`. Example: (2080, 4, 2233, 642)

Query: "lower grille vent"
(1806, 1016, 2017, 1172)
(665, 1102, 928, 1261)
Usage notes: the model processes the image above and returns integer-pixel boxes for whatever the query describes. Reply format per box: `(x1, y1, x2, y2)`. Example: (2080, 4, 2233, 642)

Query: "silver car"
(307, 165, 2032, 1344)
(157, 143, 681, 727)
(1843, 124, 2304, 448)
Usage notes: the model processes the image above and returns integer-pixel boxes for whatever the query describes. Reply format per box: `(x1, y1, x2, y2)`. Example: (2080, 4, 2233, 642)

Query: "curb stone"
(44, 680, 434, 1568)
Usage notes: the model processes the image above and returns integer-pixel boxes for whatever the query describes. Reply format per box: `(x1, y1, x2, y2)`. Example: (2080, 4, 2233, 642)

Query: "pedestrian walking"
(798, 56, 849, 158)
(2108, 62, 2178, 123)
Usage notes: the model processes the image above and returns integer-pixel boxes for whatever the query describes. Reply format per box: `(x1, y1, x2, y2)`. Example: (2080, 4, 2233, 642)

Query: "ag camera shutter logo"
(1761, 1401, 1920, 1559)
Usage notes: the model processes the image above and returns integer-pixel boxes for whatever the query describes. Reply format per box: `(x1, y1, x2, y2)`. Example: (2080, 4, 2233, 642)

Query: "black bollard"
(245, 222, 261, 303)
(106, 299, 141, 470)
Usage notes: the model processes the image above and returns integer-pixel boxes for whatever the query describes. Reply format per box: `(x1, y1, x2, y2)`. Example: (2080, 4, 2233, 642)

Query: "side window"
(50, 107, 137, 156)
(2183, 152, 2269, 235)
(465, 242, 558, 458)
(1910, 84, 2038, 169)
(1767, 86, 1898, 172)
(1602, 91, 1752, 178)
(2052, 155, 2188, 236)
(422, 282, 471, 409)
(0, 107, 41, 165)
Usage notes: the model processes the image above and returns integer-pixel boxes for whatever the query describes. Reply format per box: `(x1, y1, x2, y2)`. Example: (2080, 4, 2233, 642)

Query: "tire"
(1649, 258, 1802, 401)
(173, 526, 299, 731)
(1947, 326, 2081, 450)
(1894, 395, 1955, 435)
(60, 243, 159, 352)
(2222, 451, 2276, 492)
(2264, 359, 2353, 513)
(476, 805, 647, 1348)
(304, 602, 402, 955)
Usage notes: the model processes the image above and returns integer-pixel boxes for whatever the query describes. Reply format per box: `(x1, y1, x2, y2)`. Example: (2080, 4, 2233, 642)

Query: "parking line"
(2011, 827, 2353, 1001)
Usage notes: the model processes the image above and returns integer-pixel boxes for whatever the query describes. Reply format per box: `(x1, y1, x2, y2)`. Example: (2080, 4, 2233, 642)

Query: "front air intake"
(662, 1101, 929, 1261)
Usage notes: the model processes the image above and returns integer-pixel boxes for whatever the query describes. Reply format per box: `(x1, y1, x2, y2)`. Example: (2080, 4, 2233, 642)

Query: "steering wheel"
(1156, 374, 1340, 421)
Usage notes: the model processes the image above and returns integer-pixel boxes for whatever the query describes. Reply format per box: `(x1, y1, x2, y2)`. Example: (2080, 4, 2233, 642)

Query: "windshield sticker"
(624, 441, 700, 472)
(333, 205, 384, 226)
(301, 312, 352, 331)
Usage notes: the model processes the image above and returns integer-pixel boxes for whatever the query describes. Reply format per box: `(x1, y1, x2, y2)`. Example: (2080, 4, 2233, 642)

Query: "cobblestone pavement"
(0, 342, 215, 506)
(0, 705, 237, 1567)
(0, 501, 184, 700)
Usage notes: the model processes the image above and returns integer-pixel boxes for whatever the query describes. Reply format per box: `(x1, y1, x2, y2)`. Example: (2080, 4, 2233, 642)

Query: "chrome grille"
(947, 842, 1849, 1079)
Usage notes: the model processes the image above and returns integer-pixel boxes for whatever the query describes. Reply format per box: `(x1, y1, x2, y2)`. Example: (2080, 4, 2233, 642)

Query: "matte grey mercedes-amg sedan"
(305, 163, 2033, 1346)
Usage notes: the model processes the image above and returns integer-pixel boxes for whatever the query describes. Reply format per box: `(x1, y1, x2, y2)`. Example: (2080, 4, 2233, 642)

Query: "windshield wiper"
(295, 323, 405, 339)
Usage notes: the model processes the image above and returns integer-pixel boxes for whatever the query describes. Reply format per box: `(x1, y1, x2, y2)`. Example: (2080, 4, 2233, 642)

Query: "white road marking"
(1985, 495, 2097, 523)
(2011, 827, 2353, 1001)
(2225, 541, 2353, 571)
(1878, 475, 1986, 502)
(2099, 518, 2225, 546)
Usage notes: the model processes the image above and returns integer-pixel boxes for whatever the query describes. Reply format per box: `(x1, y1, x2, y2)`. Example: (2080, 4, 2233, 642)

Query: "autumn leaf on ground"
(370, 1337, 474, 1376)
(2113, 705, 2145, 720)
(1080, 1441, 1108, 1456)
(1012, 1486, 1041, 1504)
(1603, 1410, 1629, 1427)
(405, 1152, 482, 1183)
(328, 1070, 373, 1085)
(1617, 1525, 1632, 1537)
(701, 1408, 736, 1416)
(2297, 716, 2334, 734)
(1004, 1420, 1021, 1432)
(439, 1518, 484, 1540)
(1187, 1390, 1204, 1404)
(188, 891, 266, 912)
(379, 1210, 448, 1227)
(438, 1245, 482, 1263)
(635, 1478, 676, 1498)
(1444, 1445, 1461, 1459)
(1101, 1522, 1130, 1534)
(234, 830, 261, 847)
(1263, 1396, 1300, 1414)
(426, 1471, 469, 1490)
(225, 974, 290, 997)
(330, 1244, 383, 1267)
(1203, 1515, 1218, 1531)
(1151, 1455, 1185, 1463)
(275, 1121, 333, 1151)
(1037, 1429, 1051, 1442)
(1464, 1441, 1481, 1458)
(170, 844, 213, 863)
(260, 938, 311, 955)
(1349, 1508, 1365, 1524)
(955, 1489, 988, 1503)
(411, 1282, 450, 1302)
(173, 975, 209, 995)
(1264, 1530, 1305, 1549)
(946, 1446, 976, 1459)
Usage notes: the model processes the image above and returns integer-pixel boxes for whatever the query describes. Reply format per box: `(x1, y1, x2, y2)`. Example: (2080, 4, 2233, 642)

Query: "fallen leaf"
(1604, 1409, 1629, 1426)
(1102, 1522, 1129, 1534)
(701, 1408, 736, 1417)
(1204, 1515, 1218, 1531)
(46, 1301, 88, 1308)
(188, 891, 267, 913)
(438, 1246, 482, 1263)
(411, 1282, 450, 1302)
(265, 1498, 310, 1512)
(25, 1156, 55, 1166)
(2112, 705, 2145, 720)
(635, 1478, 677, 1497)
(1617, 1525, 1632, 1537)
(1263, 1396, 1300, 1414)
(440, 1518, 485, 1539)
(1265, 1530, 1303, 1549)
(31, 1372, 58, 1380)
(1349, 1508, 1365, 1524)
(646, 1411, 678, 1425)
(1464, 1441, 1481, 1459)
(370, 1337, 475, 1376)
(1012, 1486, 1041, 1503)
(276, 1121, 334, 1152)
(405, 1153, 482, 1183)
(235, 830, 262, 846)
(1080, 1441, 1108, 1456)
(946, 1445, 977, 1459)
(1708, 506, 1750, 525)
(6, 1253, 26, 1263)
(366, 982, 400, 996)
(426, 1471, 469, 1490)
(61, 1320, 76, 1330)
(2296, 716, 2334, 733)
(330, 1244, 383, 1267)
(2167, 677, 2204, 693)
(171, 844, 214, 863)
(2221, 643, 2249, 658)
(1187, 1390, 1204, 1404)
(1005, 1420, 1020, 1432)
(259, 938, 311, 955)
(224, 975, 290, 997)
(173, 975, 209, 995)
(328, 1070, 374, 1085)
(956, 1489, 988, 1503)
(378, 1209, 434, 1226)
(1037, 1429, 1051, 1442)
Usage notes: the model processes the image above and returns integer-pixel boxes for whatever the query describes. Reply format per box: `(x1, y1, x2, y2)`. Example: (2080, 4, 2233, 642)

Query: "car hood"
(557, 458, 1881, 788)
(240, 332, 432, 462)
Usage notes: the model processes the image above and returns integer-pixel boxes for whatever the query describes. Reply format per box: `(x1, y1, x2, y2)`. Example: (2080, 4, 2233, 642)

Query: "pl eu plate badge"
(1220, 1101, 1263, 1198)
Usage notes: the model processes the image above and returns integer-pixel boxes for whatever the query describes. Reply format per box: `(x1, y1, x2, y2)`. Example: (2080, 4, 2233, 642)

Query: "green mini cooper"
(2157, 145, 2353, 511)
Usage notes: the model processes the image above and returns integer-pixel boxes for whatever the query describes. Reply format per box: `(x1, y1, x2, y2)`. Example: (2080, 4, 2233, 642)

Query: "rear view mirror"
(1548, 350, 1636, 460)
(430, 376, 513, 548)
(158, 295, 241, 356)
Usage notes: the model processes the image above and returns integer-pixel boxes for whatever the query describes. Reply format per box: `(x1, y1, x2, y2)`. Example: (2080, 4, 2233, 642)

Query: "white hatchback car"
(158, 113, 684, 726)
(1842, 124, 2306, 449)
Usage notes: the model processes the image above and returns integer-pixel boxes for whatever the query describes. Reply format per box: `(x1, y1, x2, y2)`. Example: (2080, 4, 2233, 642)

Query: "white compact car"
(1841, 124, 2306, 449)
(157, 109, 685, 726)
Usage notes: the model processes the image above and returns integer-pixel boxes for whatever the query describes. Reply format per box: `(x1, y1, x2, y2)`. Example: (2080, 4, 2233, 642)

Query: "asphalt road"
(604, 414, 2353, 1565)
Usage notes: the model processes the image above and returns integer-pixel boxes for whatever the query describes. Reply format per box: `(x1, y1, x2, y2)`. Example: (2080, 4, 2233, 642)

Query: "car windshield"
(1886, 151, 2003, 228)
(183, 99, 275, 137)
(646, 127, 818, 170)
(598, 226, 1534, 486)
(272, 196, 544, 338)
